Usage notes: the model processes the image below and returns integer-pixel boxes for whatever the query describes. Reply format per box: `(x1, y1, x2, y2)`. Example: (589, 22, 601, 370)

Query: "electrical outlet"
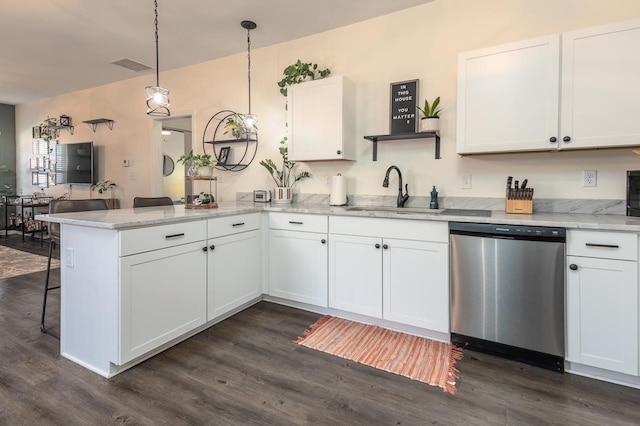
(583, 170, 597, 187)
(460, 174, 472, 189)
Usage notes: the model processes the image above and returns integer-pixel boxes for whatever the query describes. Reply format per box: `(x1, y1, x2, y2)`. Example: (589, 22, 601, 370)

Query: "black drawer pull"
(165, 233, 185, 239)
(382, 244, 389, 250)
(569, 264, 578, 271)
(232, 222, 245, 227)
(563, 136, 571, 142)
(210, 245, 215, 251)
(289, 221, 303, 225)
(321, 239, 326, 244)
(375, 243, 381, 249)
(549, 137, 557, 143)
(585, 243, 619, 249)
(202, 246, 208, 252)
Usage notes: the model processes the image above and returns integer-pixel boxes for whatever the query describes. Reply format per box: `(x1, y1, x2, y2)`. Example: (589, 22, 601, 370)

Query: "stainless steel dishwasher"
(449, 222, 566, 372)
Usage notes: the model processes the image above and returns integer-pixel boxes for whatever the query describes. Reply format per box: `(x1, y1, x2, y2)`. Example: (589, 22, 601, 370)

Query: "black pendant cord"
(154, 0, 160, 87)
(246, 26, 252, 115)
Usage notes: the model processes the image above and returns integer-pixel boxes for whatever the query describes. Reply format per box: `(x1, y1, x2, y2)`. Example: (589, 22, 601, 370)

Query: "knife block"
(505, 188, 533, 214)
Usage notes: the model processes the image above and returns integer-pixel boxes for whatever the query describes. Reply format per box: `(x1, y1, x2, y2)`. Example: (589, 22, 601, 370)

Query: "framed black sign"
(389, 79, 418, 134)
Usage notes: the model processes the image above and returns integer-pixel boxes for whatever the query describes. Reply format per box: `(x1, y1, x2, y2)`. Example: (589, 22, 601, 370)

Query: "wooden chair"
(41, 199, 109, 338)
(133, 196, 174, 207)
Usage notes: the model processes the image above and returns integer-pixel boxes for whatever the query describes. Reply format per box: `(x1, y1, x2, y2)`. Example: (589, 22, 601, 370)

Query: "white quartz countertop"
(36, 202, 640, 232)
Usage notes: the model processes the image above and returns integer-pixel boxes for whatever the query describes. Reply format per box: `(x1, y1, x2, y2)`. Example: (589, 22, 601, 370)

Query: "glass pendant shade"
(242, 113, 258, 131)
(146, 85, 170, 116)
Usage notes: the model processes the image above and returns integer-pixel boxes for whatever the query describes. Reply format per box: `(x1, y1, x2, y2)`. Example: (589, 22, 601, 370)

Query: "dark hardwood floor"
(1, 237, 640, 425)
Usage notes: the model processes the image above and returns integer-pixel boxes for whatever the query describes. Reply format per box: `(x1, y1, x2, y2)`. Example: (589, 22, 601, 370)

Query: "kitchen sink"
(345, 206, 443, 215)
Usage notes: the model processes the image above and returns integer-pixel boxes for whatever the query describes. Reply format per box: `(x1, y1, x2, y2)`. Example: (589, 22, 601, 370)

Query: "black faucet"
(382, 165, 409, 207)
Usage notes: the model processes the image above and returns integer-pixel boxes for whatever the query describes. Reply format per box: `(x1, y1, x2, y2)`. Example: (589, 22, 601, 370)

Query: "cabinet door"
(288, 76, 354, 161)
(383, 239, 449, 332)
(566, 256, 638, 375)
(268, 229, 328, 307)
(457, 35, 560, 154)
(560, 20, 640, 150)
(329, 234, 382, 318)
(207, 230, 261, 321)
(119, 241, 207, 365)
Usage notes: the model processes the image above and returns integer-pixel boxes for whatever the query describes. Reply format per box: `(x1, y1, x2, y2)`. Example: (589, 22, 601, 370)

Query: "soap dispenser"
(430, 186, 439, 209)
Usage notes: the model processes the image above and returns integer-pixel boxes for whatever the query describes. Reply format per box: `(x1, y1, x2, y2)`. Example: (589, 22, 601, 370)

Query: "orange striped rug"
(295, 316, 463, 394)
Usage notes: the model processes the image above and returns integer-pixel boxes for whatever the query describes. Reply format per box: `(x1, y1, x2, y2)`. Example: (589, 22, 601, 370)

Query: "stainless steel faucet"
(382, 165, 409, 207)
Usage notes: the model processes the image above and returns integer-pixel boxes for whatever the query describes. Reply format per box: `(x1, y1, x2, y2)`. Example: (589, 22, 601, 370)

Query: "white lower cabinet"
(119, 240, 207, 365)
(268, 213, 329, 307)
(329, 217, 449, 333)
(207, 229, 261, 321)
(566, 230, 639, 376)
(383, 238, 449, 332)
(329, 234, 382, 317)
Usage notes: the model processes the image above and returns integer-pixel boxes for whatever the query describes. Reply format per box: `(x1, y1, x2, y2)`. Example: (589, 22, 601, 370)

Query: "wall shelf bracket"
(363, 131, 441, 161)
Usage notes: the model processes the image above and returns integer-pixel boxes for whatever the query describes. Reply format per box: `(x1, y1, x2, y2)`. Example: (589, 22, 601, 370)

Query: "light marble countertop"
(36, 202, 640, 232)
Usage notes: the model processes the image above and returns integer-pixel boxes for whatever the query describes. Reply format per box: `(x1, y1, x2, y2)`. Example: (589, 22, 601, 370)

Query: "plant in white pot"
(91, 180, 118, 208)
(260, 138, 310, 203)
(177, 150, 216, 177)
(417, 97, 442, 132)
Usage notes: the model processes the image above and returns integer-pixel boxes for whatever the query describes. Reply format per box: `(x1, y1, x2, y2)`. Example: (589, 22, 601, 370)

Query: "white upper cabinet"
(560, 20, 640, 150)
(457, 35, 561, 154)
(287, 76, 355, 161)
(457, 19, 640, 155)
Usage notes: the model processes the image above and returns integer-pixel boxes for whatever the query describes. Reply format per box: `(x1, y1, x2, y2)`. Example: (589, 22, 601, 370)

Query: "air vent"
(110, 58, 153, 72)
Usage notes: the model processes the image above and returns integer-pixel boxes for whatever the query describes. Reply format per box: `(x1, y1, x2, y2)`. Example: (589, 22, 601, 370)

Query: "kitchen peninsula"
(39, 203, 640, 390)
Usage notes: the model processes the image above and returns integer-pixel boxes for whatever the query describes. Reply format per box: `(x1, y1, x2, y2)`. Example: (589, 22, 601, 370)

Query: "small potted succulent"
(417, 97, 442, 132)
(260, 138, 310, 203)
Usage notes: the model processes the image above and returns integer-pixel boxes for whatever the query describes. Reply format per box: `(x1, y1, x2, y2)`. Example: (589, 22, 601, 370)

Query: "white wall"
(15, 0, 640, 207)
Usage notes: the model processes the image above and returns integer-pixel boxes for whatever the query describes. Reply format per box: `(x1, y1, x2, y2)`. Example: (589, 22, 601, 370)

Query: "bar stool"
(41, 199, 109, 338)
(133, 196, 173, 207)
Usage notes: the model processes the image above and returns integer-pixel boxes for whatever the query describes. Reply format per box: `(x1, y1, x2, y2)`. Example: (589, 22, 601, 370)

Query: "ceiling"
(0, 0, 433, 105)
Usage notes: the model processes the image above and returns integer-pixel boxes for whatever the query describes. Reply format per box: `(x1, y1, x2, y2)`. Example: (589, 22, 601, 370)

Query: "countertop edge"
(35, 202, 640, 232)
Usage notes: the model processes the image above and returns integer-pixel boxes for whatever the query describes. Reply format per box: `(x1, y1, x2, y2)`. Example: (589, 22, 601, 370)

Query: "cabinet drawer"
(208, 213, 261, 239)
(120, 220, 207, 256)
(567, 230, 637, 261)
(269, 212, 328, 233)
(330, 216, 448, 243)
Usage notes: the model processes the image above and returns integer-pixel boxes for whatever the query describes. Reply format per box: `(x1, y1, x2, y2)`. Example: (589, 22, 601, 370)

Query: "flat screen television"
(55, 141, 96, 185)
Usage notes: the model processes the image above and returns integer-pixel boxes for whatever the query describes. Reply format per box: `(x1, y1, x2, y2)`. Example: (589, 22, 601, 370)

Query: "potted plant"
(224, 113, 248, 139)
(177, 150, 216, 177)
(259, 138, 311, 203)
(91, 180, 118, 208)
(91, 180, 116, 194)
(417, 97, 442, 132)
(194, 153, 216, 177)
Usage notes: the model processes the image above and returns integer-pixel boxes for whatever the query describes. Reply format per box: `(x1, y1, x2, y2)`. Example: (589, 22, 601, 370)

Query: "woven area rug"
(0, 246, 59, 280)
(295, 316, 463, 394)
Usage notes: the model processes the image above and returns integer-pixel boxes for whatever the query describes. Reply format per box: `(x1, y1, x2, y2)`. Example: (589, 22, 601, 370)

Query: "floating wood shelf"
(83, 118, 114, 132)
(363, 131, 441, 161)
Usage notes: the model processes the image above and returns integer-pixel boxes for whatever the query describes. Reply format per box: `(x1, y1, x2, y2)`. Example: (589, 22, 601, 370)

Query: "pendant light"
(146, 0, 171, 117)
(241, 20, 257, 131)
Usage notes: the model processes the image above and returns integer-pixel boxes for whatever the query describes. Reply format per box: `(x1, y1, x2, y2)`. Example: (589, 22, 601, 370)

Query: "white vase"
(273, 187, 293, 204)
(420, 117, 440, 132)
(197, 166, 213, 177)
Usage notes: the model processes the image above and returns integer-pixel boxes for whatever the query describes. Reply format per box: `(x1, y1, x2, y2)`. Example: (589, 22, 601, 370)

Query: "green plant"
(260, 138, 311, 188)
(223, 113, 247, 139)
(277, 60, 331, 98)
(177, 150, 197, 166)
(92, 180, 116, 194)
(417, 97, 442, 118)
(195, 153, 216, 168)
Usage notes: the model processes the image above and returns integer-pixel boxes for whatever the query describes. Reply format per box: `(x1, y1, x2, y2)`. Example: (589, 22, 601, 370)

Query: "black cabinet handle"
(321, 239, 326, 244)
(563, 136, 571, 142)
(375, 243, 381, 249)
(382, 244, 389, 250)
(202, 246, 208, 252)
(585, 243, 619, 249)
(210, 245, 215, 251)
(569, 264, 578, 271)
(337, 150, 342, 155)
(549, 137, 557, 143)
(289, 221, 303, 225)
(232, 222, 245, 227)
(165, 233, 185, 239)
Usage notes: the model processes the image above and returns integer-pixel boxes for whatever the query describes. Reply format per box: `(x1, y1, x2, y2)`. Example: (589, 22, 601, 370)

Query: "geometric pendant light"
(146, 0, 171, 116)
(240, 20, 257, 130)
